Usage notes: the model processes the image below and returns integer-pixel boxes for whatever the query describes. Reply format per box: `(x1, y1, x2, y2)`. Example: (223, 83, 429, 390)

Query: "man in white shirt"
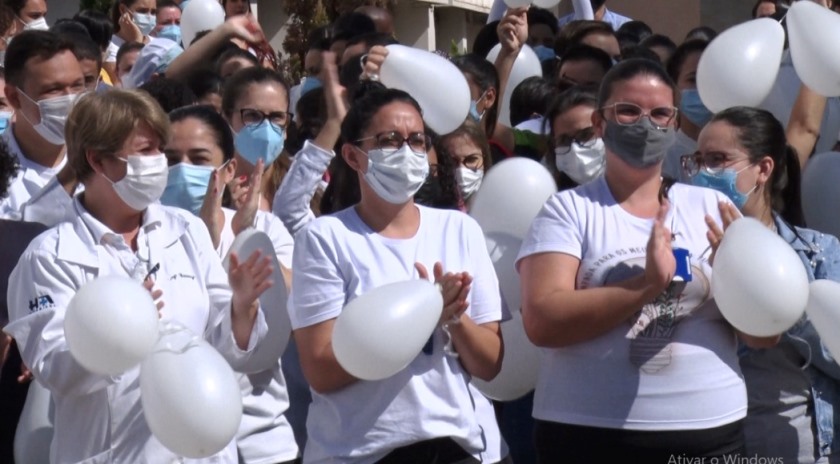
(0, 31, 85, 224)
(557, 0, 632, 31)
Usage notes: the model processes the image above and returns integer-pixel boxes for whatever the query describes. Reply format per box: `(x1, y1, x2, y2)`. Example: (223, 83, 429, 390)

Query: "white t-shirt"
(216, 208, 299, 464)
(288, 204, 503, 464)
(516, 177, 747, 431)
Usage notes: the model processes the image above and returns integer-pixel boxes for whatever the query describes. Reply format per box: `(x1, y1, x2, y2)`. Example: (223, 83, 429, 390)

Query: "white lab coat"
(4, 199, 267, 464)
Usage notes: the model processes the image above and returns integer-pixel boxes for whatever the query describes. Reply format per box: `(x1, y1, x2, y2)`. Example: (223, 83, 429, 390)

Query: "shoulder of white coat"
(157, 204, 210, 242)
(18, 224, 62, 260)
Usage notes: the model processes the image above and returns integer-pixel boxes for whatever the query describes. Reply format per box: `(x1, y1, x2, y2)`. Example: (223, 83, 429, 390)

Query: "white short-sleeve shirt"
(288, 204, 502, 463)
(517, 177, 747, 431)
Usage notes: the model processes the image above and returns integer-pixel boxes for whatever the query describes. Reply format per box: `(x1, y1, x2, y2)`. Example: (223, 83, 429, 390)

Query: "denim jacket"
(776, 215, 840, 457)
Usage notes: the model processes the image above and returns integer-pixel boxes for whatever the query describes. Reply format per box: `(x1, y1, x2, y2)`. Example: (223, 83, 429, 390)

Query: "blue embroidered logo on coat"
(28, 295, 55, 313)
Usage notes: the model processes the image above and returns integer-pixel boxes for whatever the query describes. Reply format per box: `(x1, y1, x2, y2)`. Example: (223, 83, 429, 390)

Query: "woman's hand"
(705, 201, 740, 265)
(229, 250, 274, 314)
(321, 51, 348, 123)
(223, 13, 266, 45)
(645, 201, 676, 293)
(118, 12, 144, 43)
(199, 168, 226, 249)
(497, 7, 528, 53)
(232, 159, 264, 235)
(361, 45, 388, 81)
(415, 262, 472, 325)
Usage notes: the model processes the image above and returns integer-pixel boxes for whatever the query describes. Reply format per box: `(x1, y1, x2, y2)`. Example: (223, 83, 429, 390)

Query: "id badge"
(673, 247, 693, 282)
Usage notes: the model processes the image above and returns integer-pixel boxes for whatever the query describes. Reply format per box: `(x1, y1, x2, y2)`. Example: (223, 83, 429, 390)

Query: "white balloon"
(504, 0, 532, 6)
(379, 44, 471, 134)
(533, 0, 562, 7)
(788, 2, 840, 97)
(223, 229, 290, 372)
(181, 0, 225, 48)
(332, 280, 443, 381)
(484, 232, 523, 313)
(486, 44, 543, 127)
(805, 280, 840, 361)
(712, 217, 810, 336)
(140, 324, 242, 459)
(470, 157, 557, 239)
(696, 18, 785, 112)
(802, 152, 840, 239)
(64, 276, 159, 376)
(14, 381, 53, 464)
(471, 312, 540, 401)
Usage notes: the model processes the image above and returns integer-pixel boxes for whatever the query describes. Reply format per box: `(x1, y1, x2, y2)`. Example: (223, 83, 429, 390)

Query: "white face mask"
(456, 166, 483, 199)
(360, 145, 429, 204)
(555, 138, 606, 185)
(18, 91, 82, 145)
(133, 13, 157, 36)
(104, 153, 169, 211)
(22, 17, 48, 31)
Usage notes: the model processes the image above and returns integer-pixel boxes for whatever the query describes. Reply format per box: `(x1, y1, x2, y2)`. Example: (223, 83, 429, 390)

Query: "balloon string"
(153, 321, 203, 354)
(441, 323, 459, 358)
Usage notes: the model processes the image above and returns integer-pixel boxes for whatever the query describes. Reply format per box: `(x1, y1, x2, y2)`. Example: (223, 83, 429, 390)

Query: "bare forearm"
(449, 320, 502, 381)
(523, 274, 662, 348)
(313, 119, 342, 152)
(294, 321, 359, 394)
(787, 84, 826, 169)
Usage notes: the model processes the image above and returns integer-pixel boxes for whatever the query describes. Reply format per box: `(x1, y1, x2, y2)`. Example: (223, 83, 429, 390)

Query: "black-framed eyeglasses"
(356, 131, 431, 154)
(601, 102, 678, 129)
(554, 126, 597, 154)
(240, 108, 289, 128)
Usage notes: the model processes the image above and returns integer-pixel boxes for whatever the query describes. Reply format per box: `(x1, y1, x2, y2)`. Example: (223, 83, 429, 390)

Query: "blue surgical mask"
(691, 165, 756, 208)
(0, 111, 12, 134)
(234, 120, 285, 166)
(160, 163, 215, 215)
(680, 89, 714, 127)
(533, 45, 556, 62)
(157, 25, 182, 45)
(469, 91, 487, 122)
(301, 77, 322, 97)
(133, 13, 157, 36)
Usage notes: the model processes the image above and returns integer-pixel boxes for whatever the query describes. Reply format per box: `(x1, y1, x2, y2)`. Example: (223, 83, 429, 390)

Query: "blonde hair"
(66, 89, 171, 181)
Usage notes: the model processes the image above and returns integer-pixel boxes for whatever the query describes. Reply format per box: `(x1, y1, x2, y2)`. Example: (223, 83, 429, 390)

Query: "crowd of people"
(1, 0, 840, 462)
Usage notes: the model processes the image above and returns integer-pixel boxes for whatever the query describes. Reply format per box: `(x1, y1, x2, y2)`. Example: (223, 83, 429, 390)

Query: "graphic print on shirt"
(590, 252, 710, 373)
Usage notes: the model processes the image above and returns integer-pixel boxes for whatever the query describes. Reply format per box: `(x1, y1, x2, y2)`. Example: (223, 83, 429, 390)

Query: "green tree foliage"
(79, 0, 112, 14)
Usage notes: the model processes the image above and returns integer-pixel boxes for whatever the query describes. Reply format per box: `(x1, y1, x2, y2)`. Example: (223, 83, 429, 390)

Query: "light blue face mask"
(533, 45, 556, 62)
(0, 111, 11, 134)
(681, 89, 714, 127)
(691, 164, 755, 209)
(133, 13, 157, 36)
(234, 120, 285, 167)
(301, 77, 322, 97)
(468, 91, 487, 122)
(160, 163, 215, 215)
(157, 25, 182, 45)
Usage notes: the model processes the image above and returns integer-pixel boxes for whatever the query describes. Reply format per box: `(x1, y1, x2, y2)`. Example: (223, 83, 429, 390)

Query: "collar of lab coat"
(56, 198, 189, 269)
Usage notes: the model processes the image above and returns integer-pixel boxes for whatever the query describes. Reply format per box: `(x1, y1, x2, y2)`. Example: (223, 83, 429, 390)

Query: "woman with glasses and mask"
(222, 66, 289, 212)
(160, 104, 299, 464)
(4, 90, 273, 463)
(683, 106, 840, 464)
(435, 120, 493, 205)
(544, 84, 606, 191)
(517, 59, 778, 462)
(288, 86, 503, 463)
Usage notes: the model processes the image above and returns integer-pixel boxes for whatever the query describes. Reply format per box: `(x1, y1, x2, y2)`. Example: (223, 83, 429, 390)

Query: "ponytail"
(774, 144, 805, 227)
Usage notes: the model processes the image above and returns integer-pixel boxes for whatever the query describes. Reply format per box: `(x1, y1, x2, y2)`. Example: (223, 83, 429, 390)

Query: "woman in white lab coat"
(4, 89, 272, 464)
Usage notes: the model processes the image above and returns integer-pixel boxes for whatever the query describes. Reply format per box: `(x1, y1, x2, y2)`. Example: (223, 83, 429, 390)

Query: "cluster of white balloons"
(470, 158, 557, 401)
(181, 0, 226, 47)
(697, 3, 840, 111)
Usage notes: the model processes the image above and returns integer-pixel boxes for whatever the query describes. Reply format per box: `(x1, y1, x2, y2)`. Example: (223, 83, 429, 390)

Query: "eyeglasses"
(458, 153, 484, 171)
(554, 126, 597, 154)
(240, 108, 289, 128)
(601, 102, 678, 129)
(356, 131, 431, 154)
(680, 151, 751, 177)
